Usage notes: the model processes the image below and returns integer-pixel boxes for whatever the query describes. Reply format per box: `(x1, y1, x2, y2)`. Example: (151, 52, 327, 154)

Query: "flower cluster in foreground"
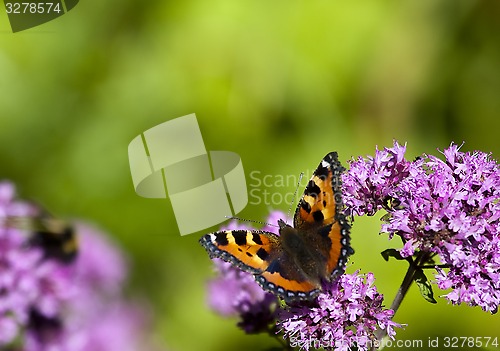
(207, 214, 280, 334)
(205, 212, 401, 350)
(278, 272, 401, 351)
(208, 258, 278, 334)
(342, 141, 500, 313)
(0, 181, 160, 351)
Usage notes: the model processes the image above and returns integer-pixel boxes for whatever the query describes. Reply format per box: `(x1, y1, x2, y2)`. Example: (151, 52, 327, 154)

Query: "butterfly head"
(277, 218, 289, 230)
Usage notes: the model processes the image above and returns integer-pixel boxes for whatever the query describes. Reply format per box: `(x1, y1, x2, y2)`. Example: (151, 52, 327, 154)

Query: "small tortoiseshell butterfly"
(200, 152, 352, 302)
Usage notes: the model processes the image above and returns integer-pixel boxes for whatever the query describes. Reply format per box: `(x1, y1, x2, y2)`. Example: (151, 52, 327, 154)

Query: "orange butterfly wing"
(200, 230, 278, 274)
(294, 152, 352, 279)
(200, 229, 321, 301)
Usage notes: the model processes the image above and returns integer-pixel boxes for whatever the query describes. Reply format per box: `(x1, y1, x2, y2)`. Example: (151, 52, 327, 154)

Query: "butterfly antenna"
(286, 172, 304, 223)
(224, 216, 279, 228)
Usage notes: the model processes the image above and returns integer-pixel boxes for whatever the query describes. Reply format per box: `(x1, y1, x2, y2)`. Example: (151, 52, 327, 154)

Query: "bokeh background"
(1, 0, 500, 350)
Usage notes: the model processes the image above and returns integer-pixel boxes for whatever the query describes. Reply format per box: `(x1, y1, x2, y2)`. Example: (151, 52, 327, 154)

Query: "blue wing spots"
(266, 260, 282, 274)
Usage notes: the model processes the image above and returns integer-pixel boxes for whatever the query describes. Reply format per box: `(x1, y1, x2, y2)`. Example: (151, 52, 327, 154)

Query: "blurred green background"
(1, 0, 500, 350)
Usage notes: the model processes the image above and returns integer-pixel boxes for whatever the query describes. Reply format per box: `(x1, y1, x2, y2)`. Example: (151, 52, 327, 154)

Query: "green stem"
(370, 251, 428, 351)
(271, 329, 295, 351)
(419, 264, 448, 269)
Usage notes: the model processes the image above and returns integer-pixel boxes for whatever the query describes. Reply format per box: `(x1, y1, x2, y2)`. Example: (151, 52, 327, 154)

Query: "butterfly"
(200, 152, 353, 302)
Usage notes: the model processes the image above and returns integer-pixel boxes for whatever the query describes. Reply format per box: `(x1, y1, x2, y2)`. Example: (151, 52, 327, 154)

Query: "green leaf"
(381, 248, 404, 261)
(380, 212, 392, 222)
(414, 269, 437, 304)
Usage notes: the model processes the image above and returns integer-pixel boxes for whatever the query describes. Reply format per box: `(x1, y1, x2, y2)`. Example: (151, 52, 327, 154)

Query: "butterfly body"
(200, 152, 352, 302)
(278, 219, 329, 287)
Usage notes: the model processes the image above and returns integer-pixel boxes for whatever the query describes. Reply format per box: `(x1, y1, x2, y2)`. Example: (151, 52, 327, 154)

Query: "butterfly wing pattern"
(200, 229, 281, 276)
(200, 152, 352, 303)
(293, 152, 352, 281)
